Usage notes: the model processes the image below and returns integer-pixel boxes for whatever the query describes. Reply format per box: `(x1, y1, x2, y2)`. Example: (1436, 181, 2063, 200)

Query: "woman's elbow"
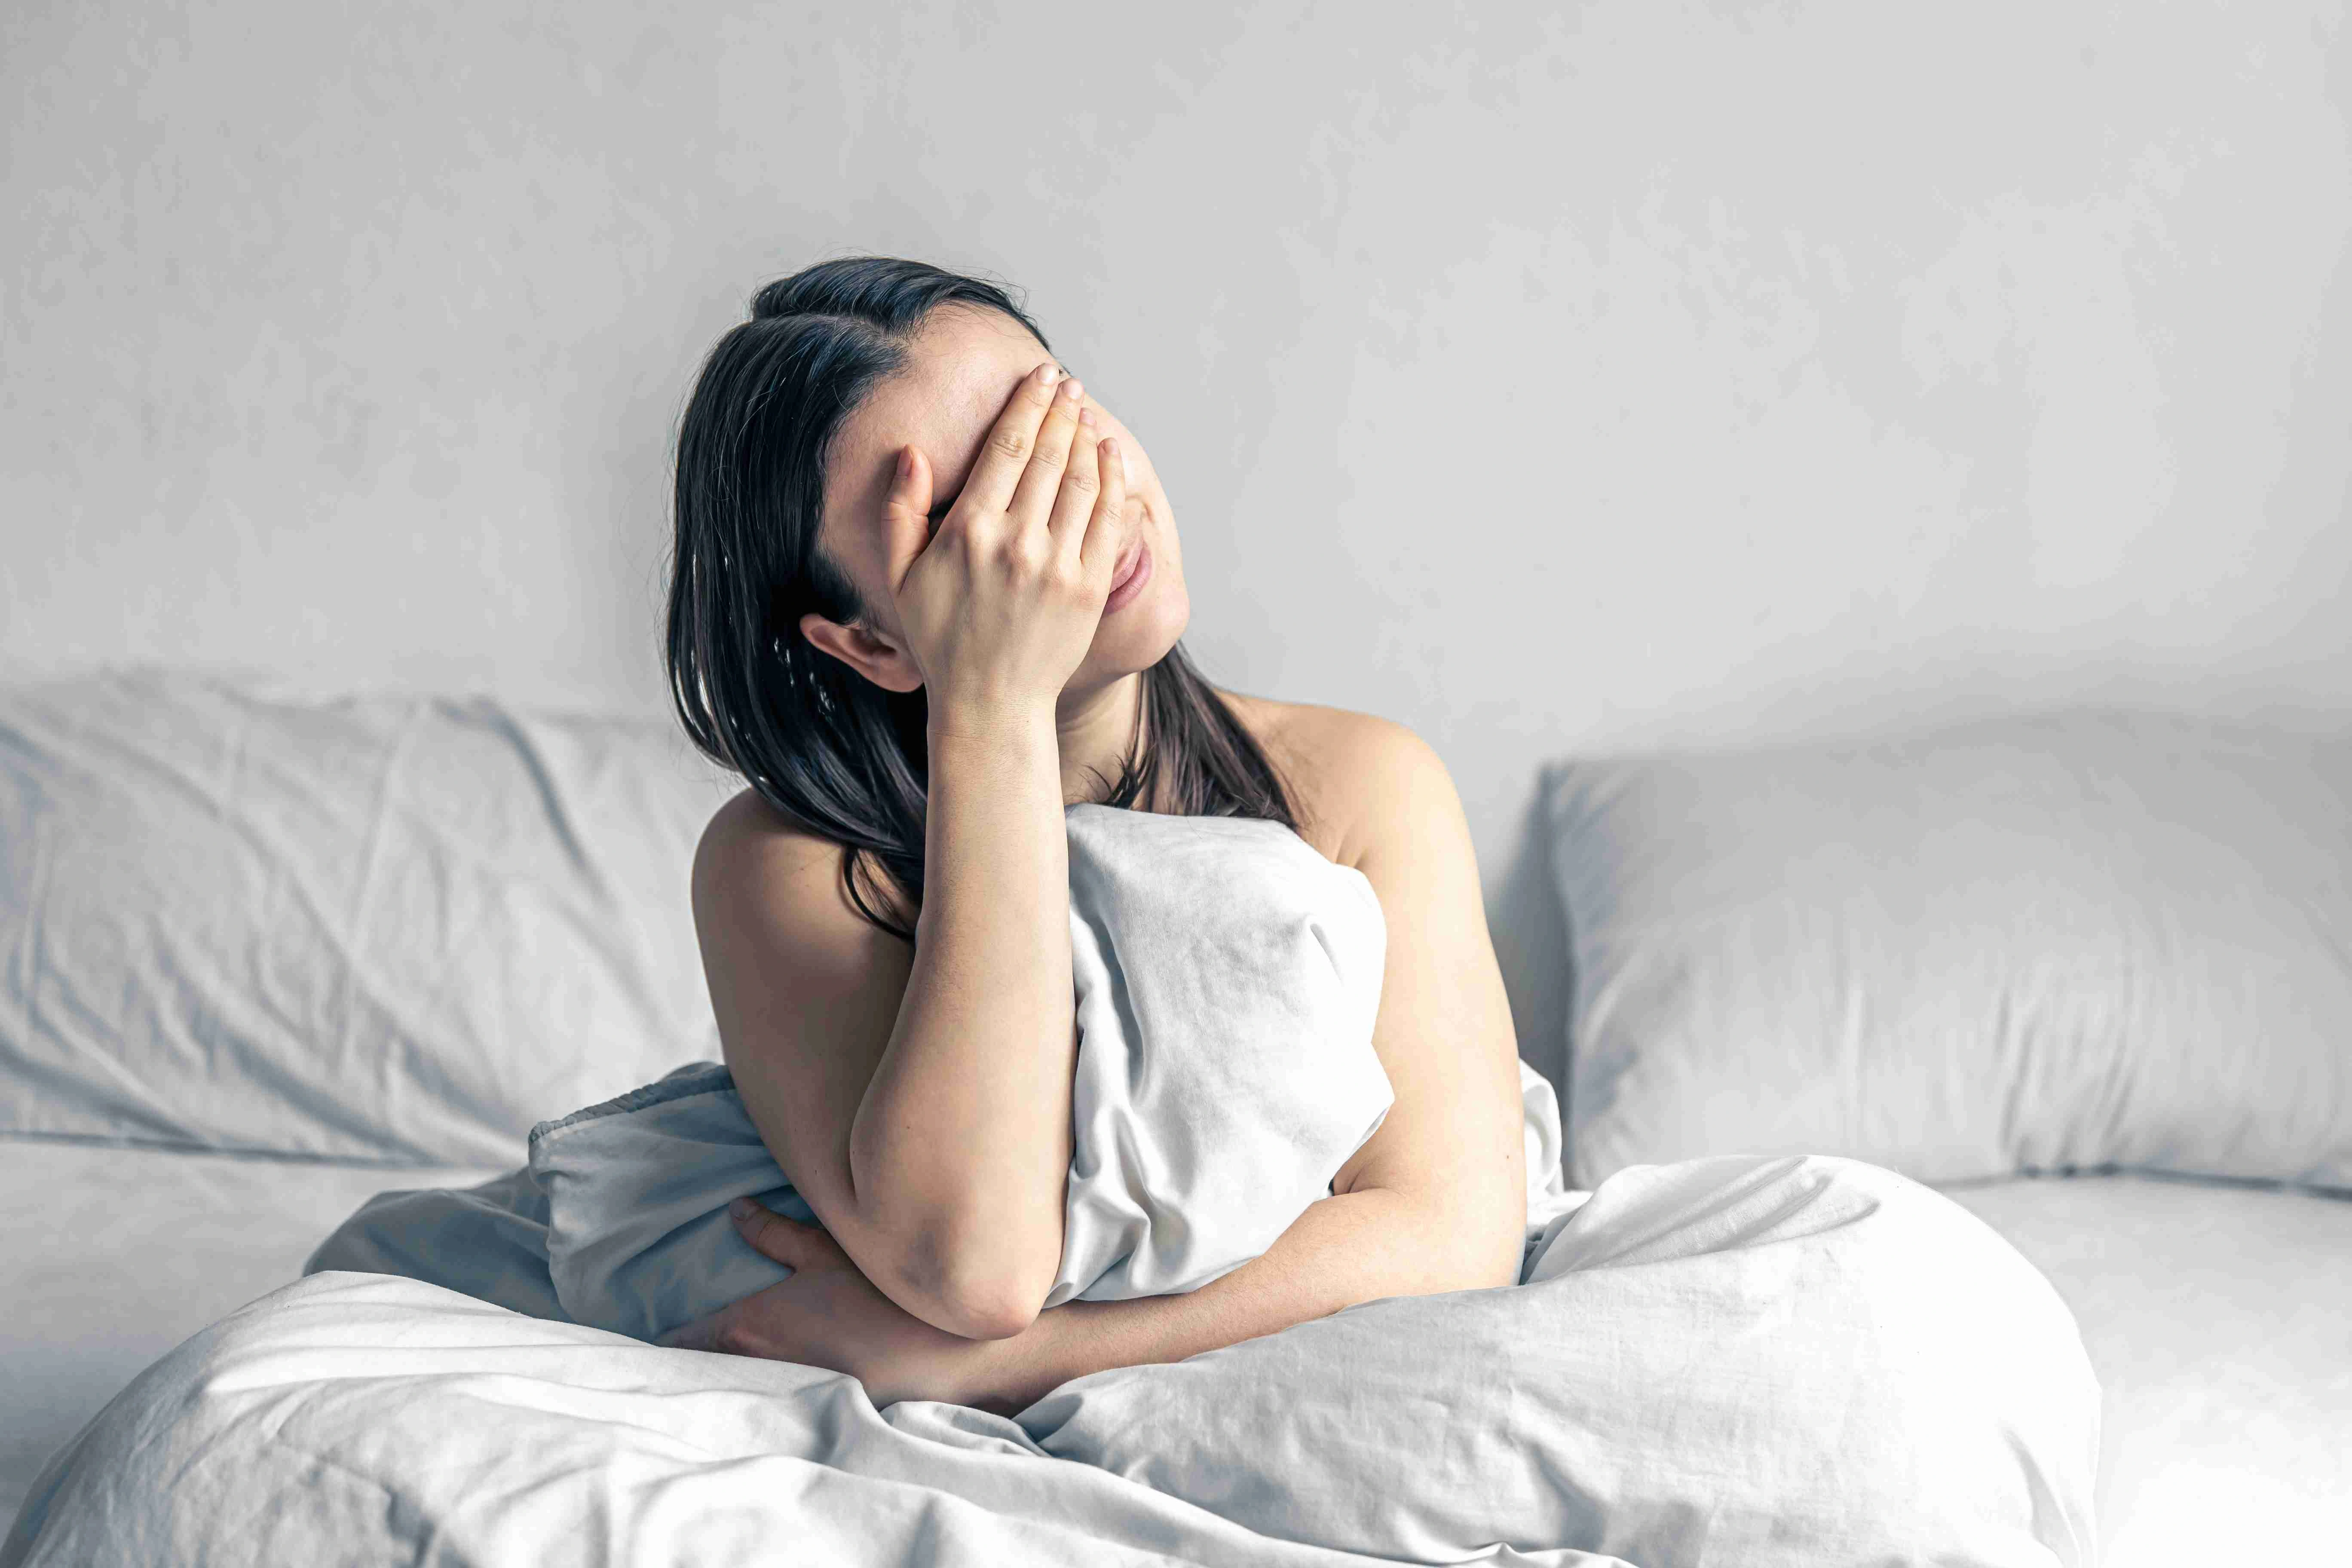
(1403, 1185, 1525, 1295)
(838, 1185, 1059, 1340)
(885, 1234, 1054, 1341)
(930, 1281, 1043, 1342)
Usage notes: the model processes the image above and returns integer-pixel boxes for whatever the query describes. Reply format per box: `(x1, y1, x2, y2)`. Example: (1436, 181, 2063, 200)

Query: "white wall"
(6, 0, 2349, 1074)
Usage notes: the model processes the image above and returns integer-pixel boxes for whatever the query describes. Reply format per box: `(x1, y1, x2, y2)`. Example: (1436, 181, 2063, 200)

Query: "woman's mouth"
(1104, 539, 1153, 614)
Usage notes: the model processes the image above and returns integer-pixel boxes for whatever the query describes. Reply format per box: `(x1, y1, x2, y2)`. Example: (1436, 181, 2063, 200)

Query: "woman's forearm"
(845, 706, 1078, 1337)
(969, 1183, 1520, 1414)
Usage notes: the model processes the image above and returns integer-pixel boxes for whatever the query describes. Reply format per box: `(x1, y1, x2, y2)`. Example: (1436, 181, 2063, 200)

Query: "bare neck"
(1053, 670, 1148, 808)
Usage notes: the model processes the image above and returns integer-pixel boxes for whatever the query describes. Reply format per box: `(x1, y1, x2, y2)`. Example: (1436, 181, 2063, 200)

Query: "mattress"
(1949, 1173, 2352, 1566)
(0, 1140, 501, 1522)
(7, 1145, 2345, 1561)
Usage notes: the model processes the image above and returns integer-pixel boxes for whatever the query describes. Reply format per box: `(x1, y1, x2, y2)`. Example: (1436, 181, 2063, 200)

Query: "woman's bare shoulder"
(702, 785, 836, 866)
(1212, 689, 1452, 873)
(695, 787, 899, 942)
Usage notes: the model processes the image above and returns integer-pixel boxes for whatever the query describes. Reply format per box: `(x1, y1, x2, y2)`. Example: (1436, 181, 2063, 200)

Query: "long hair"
(663, 255, 1299, 941)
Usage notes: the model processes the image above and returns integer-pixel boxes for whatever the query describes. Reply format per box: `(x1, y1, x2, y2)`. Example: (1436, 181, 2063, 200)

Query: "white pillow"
(0, 668, 741, 1164)
(1546, 708, 2352, 1191)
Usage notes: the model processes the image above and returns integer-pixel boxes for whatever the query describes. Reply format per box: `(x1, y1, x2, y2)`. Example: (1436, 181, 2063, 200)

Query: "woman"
(660, 256, 1528, 1415)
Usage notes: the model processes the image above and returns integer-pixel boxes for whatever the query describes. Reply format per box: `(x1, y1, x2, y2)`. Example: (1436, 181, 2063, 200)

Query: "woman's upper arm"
(689, 792, 913, 1278)
(1317, 716, 1528, 1287)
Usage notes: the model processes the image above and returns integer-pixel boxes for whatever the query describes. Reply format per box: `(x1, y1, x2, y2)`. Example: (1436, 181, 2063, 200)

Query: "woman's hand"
(887, 361, 1130, 726)
(659, 1198, 1025, 1414)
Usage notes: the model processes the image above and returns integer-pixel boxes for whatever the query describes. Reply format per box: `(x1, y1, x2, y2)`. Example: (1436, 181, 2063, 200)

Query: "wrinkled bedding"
(4, 1152, 2097, 1567)
(2, 805, 2100, 1564)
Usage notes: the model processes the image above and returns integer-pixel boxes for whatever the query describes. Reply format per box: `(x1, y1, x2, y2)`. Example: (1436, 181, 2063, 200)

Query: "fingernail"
(897, 447, 913, 480)
(1036, 363, 1058, 387)
(1079, 407, 1096, 427)
(729, 1197, 754, 1220)
(1060, 377, 1084, 402)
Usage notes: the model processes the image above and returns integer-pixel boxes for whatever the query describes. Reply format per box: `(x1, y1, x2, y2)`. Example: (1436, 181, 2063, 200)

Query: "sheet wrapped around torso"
(304, 802, 1571, 1343)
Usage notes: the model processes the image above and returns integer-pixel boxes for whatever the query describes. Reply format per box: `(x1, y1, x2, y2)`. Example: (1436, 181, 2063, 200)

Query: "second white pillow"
(1546, 709, 2352, 1191)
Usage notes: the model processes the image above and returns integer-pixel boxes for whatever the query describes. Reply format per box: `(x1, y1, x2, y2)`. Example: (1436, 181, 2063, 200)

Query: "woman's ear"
(799, 612, 924, 694)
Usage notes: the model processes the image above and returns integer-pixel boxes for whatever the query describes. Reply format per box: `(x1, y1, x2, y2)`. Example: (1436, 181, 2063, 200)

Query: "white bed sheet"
(12, 1148, 2338, 1562)
(1948, 1173, 2352, 1567)
(8, 1152, 2097, 1566)
(0, 1140, 501, 1522)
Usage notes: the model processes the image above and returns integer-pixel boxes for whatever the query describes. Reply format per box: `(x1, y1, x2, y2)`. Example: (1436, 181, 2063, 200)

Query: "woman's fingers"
(1003, 370, 1087, 538)
(657, 1313, 720, 1351)
(730, 1196, 816, 1270)
(1077, 434, 1127, 581)
(882, 442, 933, 534)
(879, 443, 936, 597)
(1044, 408, 1103, 560)
(951, 361, 1064, 524)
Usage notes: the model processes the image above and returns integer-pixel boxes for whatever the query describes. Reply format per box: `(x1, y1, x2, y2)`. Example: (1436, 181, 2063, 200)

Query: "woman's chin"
(1092, 579, 1190, 676)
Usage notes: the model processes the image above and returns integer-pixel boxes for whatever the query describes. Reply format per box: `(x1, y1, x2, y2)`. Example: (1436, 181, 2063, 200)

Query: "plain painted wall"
(6, 0, 2350, 1084)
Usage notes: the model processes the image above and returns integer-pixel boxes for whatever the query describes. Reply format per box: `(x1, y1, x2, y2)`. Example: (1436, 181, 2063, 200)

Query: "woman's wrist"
(925, 694, 1059, 750)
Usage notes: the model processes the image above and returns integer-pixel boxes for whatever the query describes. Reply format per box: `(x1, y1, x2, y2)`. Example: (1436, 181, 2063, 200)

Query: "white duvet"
(3, 1152, 2096, 1567)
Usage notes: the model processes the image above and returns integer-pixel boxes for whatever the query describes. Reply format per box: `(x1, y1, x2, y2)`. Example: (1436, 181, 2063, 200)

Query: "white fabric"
(0, 668, 740, 1164)
(5, 1154, 2098, 1568)
(1544, 709, 2352, 1189)
(1058, 803, 1395, 1302)
(1950, 1174, 2352, 1568)
(0, 1140, 506, 1525)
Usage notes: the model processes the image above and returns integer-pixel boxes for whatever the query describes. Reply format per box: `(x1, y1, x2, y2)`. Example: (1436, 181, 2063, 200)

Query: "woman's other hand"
(886, 361, 1130, 725)
(660, 1197, 1026, 1414)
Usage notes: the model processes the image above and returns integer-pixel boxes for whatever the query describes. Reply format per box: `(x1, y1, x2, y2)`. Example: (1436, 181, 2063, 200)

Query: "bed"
(3, 670, 2345, 1562)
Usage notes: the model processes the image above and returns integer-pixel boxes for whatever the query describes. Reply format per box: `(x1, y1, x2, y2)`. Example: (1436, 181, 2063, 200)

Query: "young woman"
(659, 256, 1528, 1415)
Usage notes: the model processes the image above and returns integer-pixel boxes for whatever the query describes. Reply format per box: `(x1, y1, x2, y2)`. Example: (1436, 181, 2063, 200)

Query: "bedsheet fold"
(7, 1153, 2098, 1567)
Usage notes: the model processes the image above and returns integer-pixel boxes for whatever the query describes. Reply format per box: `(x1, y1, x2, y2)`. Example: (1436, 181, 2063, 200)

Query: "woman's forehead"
(839, 312, 1055, 510)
